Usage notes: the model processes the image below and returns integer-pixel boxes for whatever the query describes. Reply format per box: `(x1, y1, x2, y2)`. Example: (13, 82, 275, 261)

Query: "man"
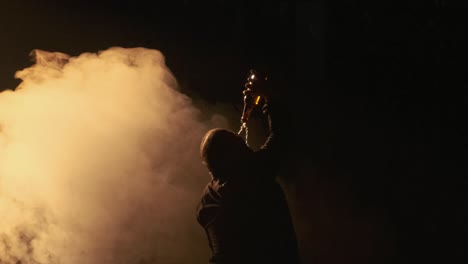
(196, 76, 300, 264)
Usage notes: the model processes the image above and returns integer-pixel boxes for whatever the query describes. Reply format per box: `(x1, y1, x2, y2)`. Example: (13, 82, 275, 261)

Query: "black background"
(1, 1, 466, 263)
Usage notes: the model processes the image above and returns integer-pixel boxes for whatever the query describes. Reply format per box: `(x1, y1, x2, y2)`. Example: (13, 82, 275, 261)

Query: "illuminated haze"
(0, 47, 229, 263)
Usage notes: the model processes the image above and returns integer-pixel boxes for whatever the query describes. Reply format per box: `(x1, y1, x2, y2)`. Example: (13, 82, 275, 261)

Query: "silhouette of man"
(196, 76, 300, 264)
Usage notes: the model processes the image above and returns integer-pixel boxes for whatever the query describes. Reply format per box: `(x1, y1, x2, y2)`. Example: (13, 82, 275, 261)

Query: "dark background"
(1, 1, 466, 263)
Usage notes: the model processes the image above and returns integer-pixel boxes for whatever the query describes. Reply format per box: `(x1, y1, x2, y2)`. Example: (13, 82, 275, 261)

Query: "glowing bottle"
(240, 70, 264, 124)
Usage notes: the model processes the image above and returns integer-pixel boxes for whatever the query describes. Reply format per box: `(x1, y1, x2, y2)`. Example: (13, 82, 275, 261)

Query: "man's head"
(200, 128, 252, 179)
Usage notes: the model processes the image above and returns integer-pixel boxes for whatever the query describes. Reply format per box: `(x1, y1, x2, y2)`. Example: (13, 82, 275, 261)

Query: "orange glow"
(255, 95, 261, 105)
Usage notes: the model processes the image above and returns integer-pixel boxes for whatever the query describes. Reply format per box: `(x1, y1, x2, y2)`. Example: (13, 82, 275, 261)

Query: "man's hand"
(244, 69, 272, 103)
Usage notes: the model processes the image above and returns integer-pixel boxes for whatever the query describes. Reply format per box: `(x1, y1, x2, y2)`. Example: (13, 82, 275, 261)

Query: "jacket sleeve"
(253, 101, 288, 178)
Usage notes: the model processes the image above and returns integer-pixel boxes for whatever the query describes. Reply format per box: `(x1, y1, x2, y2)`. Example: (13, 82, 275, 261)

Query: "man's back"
(197, 169, 300, 264)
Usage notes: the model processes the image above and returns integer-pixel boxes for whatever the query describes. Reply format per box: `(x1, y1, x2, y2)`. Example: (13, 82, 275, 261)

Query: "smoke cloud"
(0, 47, 229, 263)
